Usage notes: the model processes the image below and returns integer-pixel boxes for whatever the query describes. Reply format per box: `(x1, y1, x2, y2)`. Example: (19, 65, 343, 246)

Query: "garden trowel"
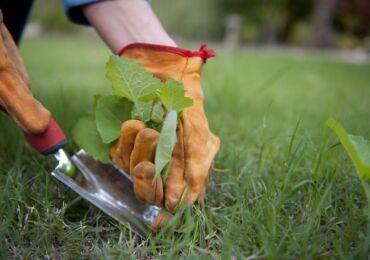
(25, 118, 160, 237)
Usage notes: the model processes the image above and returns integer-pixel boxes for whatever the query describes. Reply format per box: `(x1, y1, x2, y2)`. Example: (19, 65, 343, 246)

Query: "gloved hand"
(110, 43, 221, 229)
(0, 9, 50, 134)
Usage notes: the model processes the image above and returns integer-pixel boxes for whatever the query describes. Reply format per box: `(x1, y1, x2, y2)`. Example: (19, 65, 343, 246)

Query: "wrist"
(82, 0, 176, 53)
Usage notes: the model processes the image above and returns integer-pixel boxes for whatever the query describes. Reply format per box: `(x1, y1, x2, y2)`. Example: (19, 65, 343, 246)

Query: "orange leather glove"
(0, 9, 50, 134)
(110, 43, 221, 228)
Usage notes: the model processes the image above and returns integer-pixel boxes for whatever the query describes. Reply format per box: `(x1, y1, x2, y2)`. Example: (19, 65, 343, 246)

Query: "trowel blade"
(51, 149, 160, 237)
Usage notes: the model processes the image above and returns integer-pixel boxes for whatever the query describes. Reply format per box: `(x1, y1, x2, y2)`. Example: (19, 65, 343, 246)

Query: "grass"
(1, 35, 370, 258)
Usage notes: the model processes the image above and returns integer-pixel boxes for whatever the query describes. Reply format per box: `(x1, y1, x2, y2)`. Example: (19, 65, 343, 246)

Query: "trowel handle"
(24, 118, 67, 155)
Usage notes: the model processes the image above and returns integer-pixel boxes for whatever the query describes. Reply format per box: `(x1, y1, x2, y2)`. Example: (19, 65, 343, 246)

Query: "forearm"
(82, 0, 176, 53)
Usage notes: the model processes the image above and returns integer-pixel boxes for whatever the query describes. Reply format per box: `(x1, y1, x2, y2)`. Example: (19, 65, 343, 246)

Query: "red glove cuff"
(118, 43, 216, 62)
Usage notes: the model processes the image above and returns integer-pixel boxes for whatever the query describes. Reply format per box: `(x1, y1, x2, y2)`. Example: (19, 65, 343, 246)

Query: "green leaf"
(161, 163, 171, 185)
(72, 115, 111, 163)
(151, 101, 165, 124)
(139, 92, 157, 102)
(131, 101, 153, 122)
(154, 110, 178, 181)
(158, 78, 193, 113)
(106, 55, 162, 103)
(95, 95, 132, 144)
(326, 118, 370, 180)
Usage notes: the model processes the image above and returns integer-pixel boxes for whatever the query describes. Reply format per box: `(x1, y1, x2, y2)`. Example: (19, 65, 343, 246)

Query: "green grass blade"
(326, 118, 370, 180)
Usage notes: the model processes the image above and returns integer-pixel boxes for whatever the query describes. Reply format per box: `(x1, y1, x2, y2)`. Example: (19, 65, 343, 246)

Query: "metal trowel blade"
(51, 149, 160, 238)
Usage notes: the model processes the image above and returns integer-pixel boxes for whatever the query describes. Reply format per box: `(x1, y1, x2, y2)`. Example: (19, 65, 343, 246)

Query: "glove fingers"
(110, 120, 145, 174)
(0, 93, 51, 134)
(186, 133, 221, 204)
(0, 19, 50, 134)
(132, 161, 163, 207)
(130, 128, 160, 173)
(150, 210, 172, 232)
(164, 122, 186, 213)
(1, 21, 30, 86)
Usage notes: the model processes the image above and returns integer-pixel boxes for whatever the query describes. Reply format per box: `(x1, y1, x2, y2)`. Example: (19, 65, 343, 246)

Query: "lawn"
(1, 35, 369, 258)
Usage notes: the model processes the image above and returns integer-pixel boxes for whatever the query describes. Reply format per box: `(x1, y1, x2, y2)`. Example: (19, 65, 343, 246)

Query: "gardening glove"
(0, 9, 51, 134)
(110, 43, 221, 228)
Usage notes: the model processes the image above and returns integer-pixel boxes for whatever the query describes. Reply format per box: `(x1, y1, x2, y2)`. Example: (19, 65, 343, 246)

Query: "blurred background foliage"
(30, 0, 370, 49)
(31, 0, 76, 32)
